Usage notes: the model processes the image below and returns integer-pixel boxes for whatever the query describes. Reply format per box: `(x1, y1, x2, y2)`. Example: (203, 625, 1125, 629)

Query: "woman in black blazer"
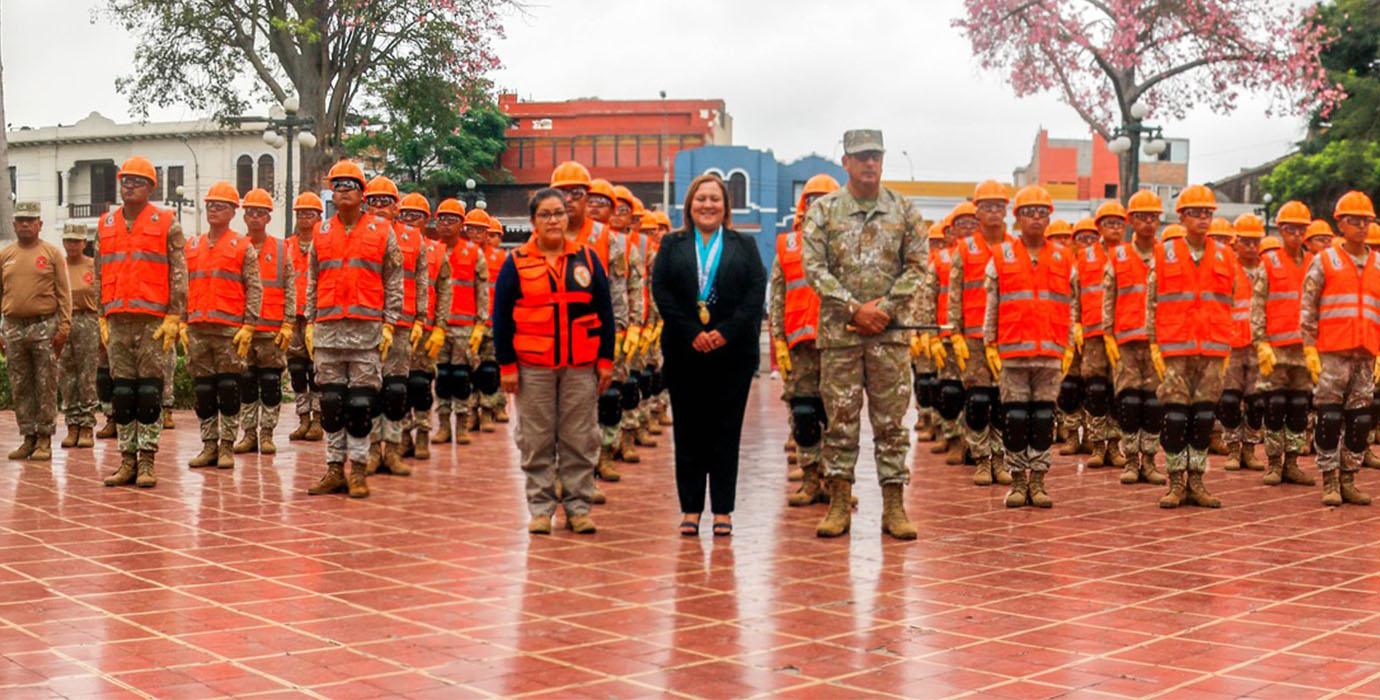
(651, 174, 766, 536)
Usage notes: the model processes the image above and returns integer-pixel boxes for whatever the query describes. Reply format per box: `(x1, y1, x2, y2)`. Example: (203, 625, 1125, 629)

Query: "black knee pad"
(111, 379, 137, 424)
(922, 374, 941, 408)
(96, 367, 114, 403)
(136, 378, 162, 424)
(434, 364, 454, 401)
(451, 364, 473, 401)
(319, 383, 347, 433)
(1141, 392, 1164, 434)
(408, 370, 435, 411)
(258, 368, 283, 407)
(287, 357, 310, 393)
(1001, 403, 1030, 454)
(912, 371, 925, 407)
(620, 380, 641, 410)
(1188, 402, 1217, 450)
(1085, 377, 1112, 417)
(938, 381, 965, 421)
(1057, 376, 1084, 414)
(915, 373, 936, 408)
(1217, 390, 1243, 430)
(1374, 390, 1380, 425)
(193, 377, 218, 420)
(991, 393, 1005, 433)
(1246, 393, 1266, 431)
(1161, 404, 1190, 453)
(649, 368, 664, 394)
(382, 375, 408, 421)
(1264, 391, 1287, 431)
(346, 386, 377, 438)
(790, 396, 827, 448)
(1346, 407, 1374, 453)
(474, 360, 501, 395)
(238, 370, 258, 405)
(636, 369, 652, 400)
(1030, 402, 1056, 452)
(1115, 389, 1143, 434)
(597, 387, 621, 427)
(964, 387, 993, 431)
(1287, 391, 1311, 433)
(215, 374, 240, 416)
(1316, 404, 1344, 451)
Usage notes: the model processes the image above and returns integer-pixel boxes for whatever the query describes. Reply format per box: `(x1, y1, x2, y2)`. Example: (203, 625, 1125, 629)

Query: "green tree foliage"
(1260, 139, 1380, 216)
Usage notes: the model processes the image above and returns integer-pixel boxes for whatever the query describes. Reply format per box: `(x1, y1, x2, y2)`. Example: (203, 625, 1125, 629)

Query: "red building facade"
(1012, 128, 1189, 202)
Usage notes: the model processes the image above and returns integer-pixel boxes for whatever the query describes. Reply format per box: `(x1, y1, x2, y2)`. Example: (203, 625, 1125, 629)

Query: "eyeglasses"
(365, 195, 397, 207)
(243, 208, 271, 217)
(587, 195, 613, 207)
(1339, 215, 1376, 228)
(1074, 234, 1100, 244)
(1099, 218, 1126, 228)
(437, 214, 463, 223)
(559, 187, 587, 201)
(119, 176, 151, 189)
(1015, 207, 1050, 219)
(1180, 208, 1213, 219)
(205, 202, 235, 213)
(976, 202, 1006, 213)
(954, 217, 980, 229)
(615, 205, 632, 215)
(330, 179, 361, 192)
(294, 210, 320, 218)
(534, 210, 567, 221)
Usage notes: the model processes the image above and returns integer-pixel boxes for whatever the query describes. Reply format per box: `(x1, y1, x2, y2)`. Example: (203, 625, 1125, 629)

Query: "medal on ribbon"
(694, 227, 724, 326)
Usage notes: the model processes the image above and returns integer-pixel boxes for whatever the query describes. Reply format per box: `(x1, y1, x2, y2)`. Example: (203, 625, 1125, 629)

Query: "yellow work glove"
(1374, 356, 1380, 384)
(304, 323, 315, 360)
(1222, 354, 1230, 373)
(99, 316, 110, 347)
(638, 327, 654, 357)
(1103, 334, 1120, 369)
(951, 336, 970, 371)
(1304, 346, 1322, 384)
(928, 337, 947, 371)
(1073, 323, 1084, 351)
(274, 321, 293, 351)
(232, 324, 254, 359)
(614, 330, 625, 362)
(152, 314, 181, 354)
(409, 322, 425, 351)
(424, 326, 446, 359)
(379, 323, 394, 359)
(1257, 342, 1277, 377)
(653, 320, 664, 346)
(910, 333, 927, 358)
(774, 339, 792, 379)
(1062, 345, 1075, 376)
(1149, 343, 1166, 380)
(623, 326, 642, 358)
(178, 322, 189, 354)
(468, 324, 485, 356)
(984, 345, 1002, 378)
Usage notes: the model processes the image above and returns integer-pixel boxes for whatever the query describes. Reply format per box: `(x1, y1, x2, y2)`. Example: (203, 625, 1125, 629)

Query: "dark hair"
(680, 174, 732, 232)
(528, 187, 568, 218)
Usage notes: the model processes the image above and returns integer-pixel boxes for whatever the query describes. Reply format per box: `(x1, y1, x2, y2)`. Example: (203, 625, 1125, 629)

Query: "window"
(726, 171, 747, 209)
(152, 167, 165, 202)
(1103, 183, 1118, 199)
(91, 163, 117, 205)
(257, 154, 274, 192)
(56, 171, 62, 205)
(1157, 142, 1173, 162)
(236, 155, 254, 196)
(7, 166, 13, 196)
(166, 166, 184, 201)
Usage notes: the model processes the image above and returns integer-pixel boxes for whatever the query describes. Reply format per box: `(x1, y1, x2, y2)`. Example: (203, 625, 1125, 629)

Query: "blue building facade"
(671, 146, 846, 269)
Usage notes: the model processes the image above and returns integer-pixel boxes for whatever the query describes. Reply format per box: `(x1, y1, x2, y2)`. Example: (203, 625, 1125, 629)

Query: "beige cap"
(843, 129, 885, 155)
(61, 223, 88, 240)
(13, 201, 40, 218)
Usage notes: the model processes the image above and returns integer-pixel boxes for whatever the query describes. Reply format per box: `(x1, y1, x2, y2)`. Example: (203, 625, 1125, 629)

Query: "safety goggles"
(205, 202, 236, 213)
(331, 179, 362, 192)
(365, 195, 397, 208)
(1015, 206, 1050, 219)
(1179, 207, 1214, 219)
(976, 201, 1006, 213)
(119, 175, 152, 189)
(558, 186, 587, 201)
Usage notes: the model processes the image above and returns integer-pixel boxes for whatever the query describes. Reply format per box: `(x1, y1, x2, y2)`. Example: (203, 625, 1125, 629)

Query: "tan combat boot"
(815, 478, 852, 537)
(8, 436, 35, 460)
(259, 429, 276, 455)
(973, 457, 994, 486)
(96, 419, 117, 439)
(135, 451, 157, 488)
(77, 426, 94, 448)
(104, 453, 137, 486)
(1240, 444, 1266, 471)
(1185, 471, 1221, 508)
(478, 408, 496, 433)
(432, 415, 452, 443)
(528, 514, 552, 535)
(304, 413, 324, 441)
(28, 436, 52, 461)
(162, 408, 175, 430)
(399, 430, 414, 458)
(232, 430, 258, 454)
(1364, 448, 1380, 469)
(1223, 442, 1243, 470)
(188, 441, 219, 468)
(1340, 471, 1372, 505)
(217, 440, 234, 469)
(565, 511, 597, 534)
(289, 416, 311, 440)
(787, 448, 799, 465)
(1119, 453, 1141, 485)
(366, 441, 382, 474)
(635, 424, 658, 447)
(645, 414, 663, 436)
(1027, 470, 1053, 508)
(596, 446, 621, 482)
(945, 439, 968, 466)
(1159, 471, 1187, 508)
(880, 484, 917, 540)
(61, 427, 80, 449)
(1322, 470, 1343, 506)
(494, 401, 510, 423)
(591, 485, 606, 504)
(347, 460, 370, 498)
(658, 408, 672, 426)
(1140, 453, 1166, 485)
(465, 410, 479, 432)
(1086, 441, 1106, 468)
(1004, 470, 1029, 508)
(1282, 454, 1315, 485)
(783, 435, 796, 453)
(454, 415, 472, 444)
(1209, 431, 1230, 455)
(787, 461, 804, 482)
(1106, 439, 1128, 468)
(1262, 454, 1284, 486)
(788, 464, 825, 507)
(381, 441, 411, 476)
(413, 429, 431, 459)
(1058, 432, 1082, 456)
(307, 462, 348, 495)
(620, 432, 641, 463)
(992, 458, 1014, 486)
(930, 433, 951, 454)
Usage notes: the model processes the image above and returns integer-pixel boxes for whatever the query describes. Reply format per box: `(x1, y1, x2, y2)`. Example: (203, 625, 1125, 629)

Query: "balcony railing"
(68, 202, 112, 219)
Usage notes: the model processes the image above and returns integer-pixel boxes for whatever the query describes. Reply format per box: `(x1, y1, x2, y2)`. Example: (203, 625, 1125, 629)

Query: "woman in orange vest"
(494, 188, 615, 535)
(232, 188, 295, 457)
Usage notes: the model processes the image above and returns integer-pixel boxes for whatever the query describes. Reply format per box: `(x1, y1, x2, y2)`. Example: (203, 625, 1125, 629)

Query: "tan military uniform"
(0, 238, 72, 439)
(61, 251, 100, 429)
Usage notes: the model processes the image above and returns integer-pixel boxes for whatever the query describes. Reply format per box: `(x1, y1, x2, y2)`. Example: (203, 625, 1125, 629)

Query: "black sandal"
(712, 521, 733, 537)
(679, 520, 700, 536)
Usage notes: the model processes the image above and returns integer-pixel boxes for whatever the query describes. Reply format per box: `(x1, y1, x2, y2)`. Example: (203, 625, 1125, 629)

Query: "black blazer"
(652, 228, 766, 369)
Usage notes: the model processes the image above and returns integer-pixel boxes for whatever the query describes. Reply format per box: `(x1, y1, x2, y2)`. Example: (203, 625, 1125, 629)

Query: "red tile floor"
(3, 375, 1380, 698)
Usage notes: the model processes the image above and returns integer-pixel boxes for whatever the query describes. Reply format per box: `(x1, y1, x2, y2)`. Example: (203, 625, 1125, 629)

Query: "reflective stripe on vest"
(959, 236, 994, 338)
(315, 214, 388, 323)
(286, 232, 313, 317)
(1229, 264, 1253, 348)
(187, 231, 250, 327)
(1261, 248, 1308, 348)
(931, 246, 953, 337)
(396, 223, 425, 325)
(255, 236, 289, 331)
(97, 205, 173, 317)
(776, 231, 819, 348)
(1110, 242, 1154, 343)
(1153, 238, 1235, 358)
(1316, 246, 1380, 355)
(511, 245, 603, 368)
(448, 240, 480, 326)
(1076, 244, 1107, 337)
(993, 239, 1073, 359)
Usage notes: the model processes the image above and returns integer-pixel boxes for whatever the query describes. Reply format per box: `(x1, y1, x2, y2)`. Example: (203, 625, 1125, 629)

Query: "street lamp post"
(1258, 192, 1276, 237)
(901, 150, 916, 181)
(1105, 101, 1167, 201)
(175, 134, 202, 236)
(225, 95, 317, 235)
(660, 90, 669, 212)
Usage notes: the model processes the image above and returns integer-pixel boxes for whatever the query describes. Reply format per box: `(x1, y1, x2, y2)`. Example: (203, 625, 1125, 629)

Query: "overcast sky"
(4, 0, 1308, 184)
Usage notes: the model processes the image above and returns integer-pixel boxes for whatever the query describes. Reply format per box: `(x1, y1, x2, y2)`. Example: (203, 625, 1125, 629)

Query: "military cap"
(61, 223, 87, 240)
(843, 129, 885, 155)
(13, 201, 40, 218)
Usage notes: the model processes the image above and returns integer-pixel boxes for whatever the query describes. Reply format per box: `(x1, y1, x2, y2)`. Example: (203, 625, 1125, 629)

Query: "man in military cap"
(59, 223, 100, 449)
(1, 202, 72, 460)
(802, 129, 928, 540)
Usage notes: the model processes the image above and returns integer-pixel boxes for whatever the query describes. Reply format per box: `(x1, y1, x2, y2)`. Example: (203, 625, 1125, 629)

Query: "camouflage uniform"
(802, 185, 928, 486)
(770, 254, 822, 470)
(377, 236, 430, 445)
(1300, 249, 1375, 474)
(410, 246, 449, 441)
(238, 238, 294, 445)
(60, 312, 100, 428)
(947, 248, 1002, 463)
(1103, 240, 1161, 458)
(2, 315, 68, 438)
(915, 264, 961, 444)
(1058, 344, 1084, 442)
(438, 250, 487, 430)
(289, 235, 318, 422)
(1252, 249, 1311, 458)
(187, 234, 262, 446)
(616, 233, 646, 448)
(597, 232, 632, 458)
(1223, 263, 1263, 449)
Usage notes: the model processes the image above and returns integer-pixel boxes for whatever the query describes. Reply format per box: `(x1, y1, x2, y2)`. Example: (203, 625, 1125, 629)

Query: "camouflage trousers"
(958, 337, 1001, 461)
(3, 314, 59, 437)
(1222, 345, 1261, 446)
(289, 317, 318, 418)
(1000, 363, 1060, 473)
(936, 338, 961, 441)
(469, 333, 505, 415)
(162, 346, 175, 408)
(187, 326, 245, 444)
(1314, 352, 1373, 473)
(316, 347, 382, 463)
(1158, 355, 1224, 474)
(1080, 336, 1115, 443)
(820, 341, 911, 486)
(1261, 362, 1311, 457)
(1114, 340, 1161, 456)
(1058, 343, 1083, 442)
(108, 315, 166, 453)
(437, 328, 478, 428)
(239, 333, 285, 440)
(782, 342, 822, 468)
(603, 354, 634, 450)
(59, 311, 100, 428)
(910, 352, 940, 430)
(376, 326, 415, 443)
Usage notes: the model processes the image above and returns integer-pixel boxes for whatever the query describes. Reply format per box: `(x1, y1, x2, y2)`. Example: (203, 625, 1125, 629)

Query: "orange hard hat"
(117, 156, 158, 186)
(293, 191, 324, 212)
(1233, 213, 1265, 238)
(1094, 201, 1127, 222)
(640, 214, 659, 231)
(1162, 224, 1187, 241)
(802, 173, 841, 198)
(204, 181, 241, 207)
(612, 185, 636, 207)
(436, 198, 466, 217)
(1368, 222, 1380, 245)
(1174, 184, 1218, 212)
(550, 161, 592, 189)
(327, 160, 366, 187)
(399, 192, 431, 216)
(1259, 236, 1283, 253)
(1126, 189, 1164, 215)
(464, 209, 490, 227)
(365, 176, 399, 200)
(1208, 217, 1235, 240)
(1045, 219, 1073, 238)
(973, 180, 1009, 204)
(1073, 217, 1098, 235)
(1335, 190, 1377, 219)
(928, 222, 945, 240)
(1012, 185, 1053, 211)
(1306, 219, 1335, 239)
(242, 188, 273, 210)
(588, 178, 617, 202)
(951, 201, 978, 219)
(1275, 200, 1311, 226)
(487, 215, 503, 234)
(652, 211, 671, 228)
(631, 196, 645, 216)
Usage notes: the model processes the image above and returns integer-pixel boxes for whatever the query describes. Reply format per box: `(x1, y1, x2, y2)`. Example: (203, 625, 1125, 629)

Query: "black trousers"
(665, 355, 755, 515)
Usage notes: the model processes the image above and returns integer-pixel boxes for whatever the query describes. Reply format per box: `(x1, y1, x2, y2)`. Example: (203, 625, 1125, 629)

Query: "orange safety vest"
(285, 231, 313, 317)
(186, 230, 251, 326)
(1075, 244, 1107, 337)
(931, 245, 954, 338)
(992, 239, 1073, 359)
(510, 239, 604, 368)
(97, 205, 172, 317)
(1229, 264, 1253, 349)
(1109, 241, 1155, 343)
(1260, 248, 1310, 347)
(448, 240, 481, 327)
(396, 223, 425, 327)
(574, 218, 612, 273)
(957, 235, 998, 338)
(775, 230, 819, 348)
(253, 236, 288, 331)
(1316, 246, 1380, 355)
(1153, 238, 1235, 357)
(315, 213, 388, 323)
(423, 239, 446, 330)
(484, 244, 507, 325)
